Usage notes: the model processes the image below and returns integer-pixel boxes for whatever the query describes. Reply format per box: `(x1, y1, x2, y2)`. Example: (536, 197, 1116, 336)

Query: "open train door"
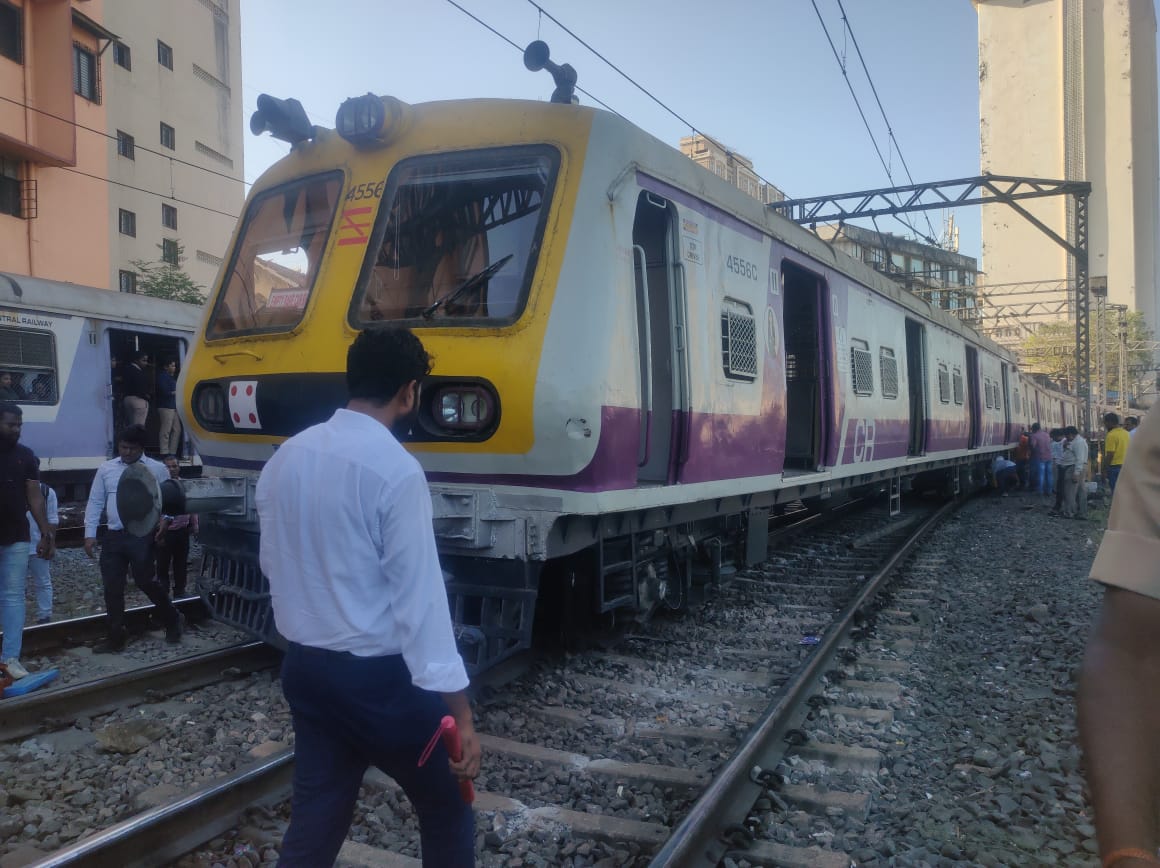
(905, 320, 927, 456)
(781, 261, 829, 472)
(1001, 363, 1012, 442)
(632, 191, 689, 484)
(965, 346, 981, 448)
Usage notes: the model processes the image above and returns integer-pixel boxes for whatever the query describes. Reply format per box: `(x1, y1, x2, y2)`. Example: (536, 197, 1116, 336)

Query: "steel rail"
(29, 750, 295, 868)
(0, 641, 281, 742)
(12, 597, 209, 657)
(649, 498, 958, 867)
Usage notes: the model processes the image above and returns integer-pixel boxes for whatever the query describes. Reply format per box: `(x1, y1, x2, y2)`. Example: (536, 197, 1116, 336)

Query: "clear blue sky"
(239, 0, 1160, 263)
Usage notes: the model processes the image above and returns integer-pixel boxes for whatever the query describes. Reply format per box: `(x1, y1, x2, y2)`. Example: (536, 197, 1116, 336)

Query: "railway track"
(11, 597, 210, 658)
(20, 493, 960, 867)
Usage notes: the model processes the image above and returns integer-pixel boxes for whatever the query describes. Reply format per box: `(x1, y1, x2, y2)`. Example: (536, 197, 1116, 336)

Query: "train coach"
(0, 272, 200, 499)
(180, 57, 1077, 674)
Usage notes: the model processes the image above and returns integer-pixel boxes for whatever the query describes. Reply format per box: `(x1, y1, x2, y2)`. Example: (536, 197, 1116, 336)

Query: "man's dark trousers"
(99, 530, 179, 637)
(278, 643, 474, 867)
(157, 527, 191, 597)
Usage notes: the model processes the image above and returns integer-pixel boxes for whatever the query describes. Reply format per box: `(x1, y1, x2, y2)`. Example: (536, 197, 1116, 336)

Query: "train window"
(350, 146, 560, 327)
(721, 300, 757, 381)
(937, 363, 950, 404)
(851, 339, 873, 396)
(879, 347, 898, 399)
(952, 367, 964, 405)
(984, 381, 993, 409)
(0, 328, 57, 405)
(206, 171, 344, 339)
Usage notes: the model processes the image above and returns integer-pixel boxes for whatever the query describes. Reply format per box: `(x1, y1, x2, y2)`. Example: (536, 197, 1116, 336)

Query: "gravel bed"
(738, 491, 1106, 867)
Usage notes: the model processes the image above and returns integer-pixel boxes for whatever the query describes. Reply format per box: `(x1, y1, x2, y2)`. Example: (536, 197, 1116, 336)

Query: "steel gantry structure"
(769, 174, 1095, 431)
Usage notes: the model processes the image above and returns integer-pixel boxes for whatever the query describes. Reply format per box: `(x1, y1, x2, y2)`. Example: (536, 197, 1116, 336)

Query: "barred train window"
(994, 386, 1002, 411)
(984, 380, 992, 409)
(952, 367, 964, 405)
(850, 338, 873, 396)
(0, 328, 57, 405)
(937, 363, 950, 404)
(720, 299, 757, 381)
(879, 347, 898, 399)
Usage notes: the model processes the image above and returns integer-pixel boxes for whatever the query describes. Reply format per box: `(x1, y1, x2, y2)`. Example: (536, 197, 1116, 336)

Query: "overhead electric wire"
(521, 0, 787, 198)
(834, 0, 938, 243)
(809, 0, 936, 244)
(53, 164, 238, 220)
(441, 0, 623, 117)
(0, 93, 250, 190)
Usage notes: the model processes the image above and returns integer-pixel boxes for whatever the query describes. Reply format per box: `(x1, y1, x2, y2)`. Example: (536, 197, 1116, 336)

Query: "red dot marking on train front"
(231, 385, 237, 396)
(233, 413, 240, 423)
(246, 385, 253, 396)
(249, 413, 257, 424)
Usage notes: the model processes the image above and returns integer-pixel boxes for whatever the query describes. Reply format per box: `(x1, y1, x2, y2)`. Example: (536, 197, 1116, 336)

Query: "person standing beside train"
(156, 360, 182, 456)
(155, 454, 197, 598)
(1078, 410, 1160, 867)
(256, 327, 480, 868)
(26, 472, 58, 624)
(0, 402, 54, 680)
(1029, 423, 1052, 495)
(121, 351, 151, 428)
(83, 425, 183, 652)
(1103, 412, 1131, 495)
(1060, 426, 1090, 520)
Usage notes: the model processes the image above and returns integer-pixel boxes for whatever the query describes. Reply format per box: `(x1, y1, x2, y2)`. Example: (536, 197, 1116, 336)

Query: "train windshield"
(350, 147, 559, 326)
(205, 171, 343, 339)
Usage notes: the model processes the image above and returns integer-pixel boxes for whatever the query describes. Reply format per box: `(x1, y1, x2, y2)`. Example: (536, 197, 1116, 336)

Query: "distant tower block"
(975, 0, 1160, 336)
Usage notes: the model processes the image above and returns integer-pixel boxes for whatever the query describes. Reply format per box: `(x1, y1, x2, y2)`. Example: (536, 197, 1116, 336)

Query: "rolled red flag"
(418, 715, 475, 805)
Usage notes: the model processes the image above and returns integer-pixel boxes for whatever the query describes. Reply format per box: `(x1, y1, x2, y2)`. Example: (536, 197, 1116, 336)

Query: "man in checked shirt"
(155, 454, 197, 598)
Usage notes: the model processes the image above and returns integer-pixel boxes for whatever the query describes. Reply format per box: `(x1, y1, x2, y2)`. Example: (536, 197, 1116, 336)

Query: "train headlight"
(434, 386, 494, 432)
(335, 94, 409, 147)
(193, 383, 227, 430)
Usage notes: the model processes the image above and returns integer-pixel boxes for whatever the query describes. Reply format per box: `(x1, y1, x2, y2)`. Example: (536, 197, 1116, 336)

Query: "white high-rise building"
(102, 0, 244, 293)
(975, 0, 1160, 336)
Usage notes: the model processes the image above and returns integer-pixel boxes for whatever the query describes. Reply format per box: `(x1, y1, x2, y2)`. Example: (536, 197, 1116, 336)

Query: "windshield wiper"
(421, 254, 514, 319)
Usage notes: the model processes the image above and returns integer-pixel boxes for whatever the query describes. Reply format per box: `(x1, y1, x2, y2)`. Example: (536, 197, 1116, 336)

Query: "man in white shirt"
(1061, 425, 1090, 520)
(257, 327, 480, 867)
(84, 425, 183, 651)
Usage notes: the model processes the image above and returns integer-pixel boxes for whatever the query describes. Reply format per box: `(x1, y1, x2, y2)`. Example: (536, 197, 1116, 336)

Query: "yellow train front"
(183, 90, 612, 673)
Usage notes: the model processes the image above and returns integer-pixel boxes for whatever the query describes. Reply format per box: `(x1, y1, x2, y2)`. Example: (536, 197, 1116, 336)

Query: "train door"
(965, 347, 981, 448)
(108, 328, 188, 457)
(1001, 364, 1012, 442)
(782, 261, 828, 471)
(632, 192, 688, 484)
(905, 319, 927, 456)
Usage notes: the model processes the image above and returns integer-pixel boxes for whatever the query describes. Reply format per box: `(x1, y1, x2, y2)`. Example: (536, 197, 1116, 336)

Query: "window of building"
(118, 208, 136, 237)
(952, 367, 964, 405)
(118, 270, 137, 293)
(113, 41, 131, 70)
(937, 363, 950, 404)
(879, 347, 899, 399)
(116, 130, 135, 160)
(73, 43, 98, 102)
(890, 252, 905, 272)
(0, 158, 20, 218)
(161, 238, 179, 265)
(909, 257, 923, 274)
(850, 339, 874, 396)
(160, 122, 175, 150)
(157, 39, 173, 70)
(162, 203, 177, 229)
(0, 2, 22, 64)
(0, 328, 58, 404)
(720, 300, 758, 382)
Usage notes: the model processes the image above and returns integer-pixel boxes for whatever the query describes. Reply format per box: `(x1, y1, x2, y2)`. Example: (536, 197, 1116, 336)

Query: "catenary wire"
(834, 0, 939, 243)
(809, 0, 936, 244)
(53, 164, 238, 220)
(0, 93, 250, 190)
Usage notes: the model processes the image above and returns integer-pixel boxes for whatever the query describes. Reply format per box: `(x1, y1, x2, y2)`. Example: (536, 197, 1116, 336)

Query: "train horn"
(523, 41, 578, 105)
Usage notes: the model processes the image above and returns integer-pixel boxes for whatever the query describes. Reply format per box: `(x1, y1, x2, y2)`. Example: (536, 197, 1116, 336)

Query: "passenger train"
(180, 48, 1078, 673)
(0, 273, 200, 500)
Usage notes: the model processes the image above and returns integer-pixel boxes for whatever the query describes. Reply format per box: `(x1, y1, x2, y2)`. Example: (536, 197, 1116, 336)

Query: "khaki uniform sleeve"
(1091, 412, 1160, 600)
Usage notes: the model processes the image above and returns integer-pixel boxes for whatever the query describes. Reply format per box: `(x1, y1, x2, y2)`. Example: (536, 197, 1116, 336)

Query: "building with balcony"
(0, 0, 244, 293)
